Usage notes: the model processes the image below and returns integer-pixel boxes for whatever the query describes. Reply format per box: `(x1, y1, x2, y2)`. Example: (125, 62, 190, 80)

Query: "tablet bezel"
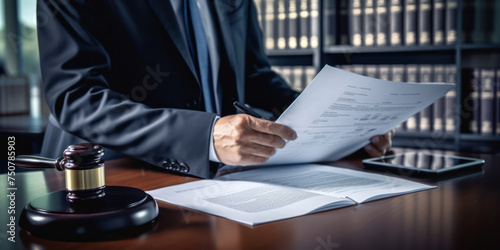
(362, 152, 485, 174)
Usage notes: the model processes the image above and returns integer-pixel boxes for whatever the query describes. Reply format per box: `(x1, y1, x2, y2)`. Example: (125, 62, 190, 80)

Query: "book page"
(219, 164, 434, 203)
(263, 65, 454, 165)
(147, 180, 354, 225)
(147, 164, 433, 225)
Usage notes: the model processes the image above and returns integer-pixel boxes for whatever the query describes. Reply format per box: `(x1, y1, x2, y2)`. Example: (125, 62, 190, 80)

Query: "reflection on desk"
(1, 148, 499, 249)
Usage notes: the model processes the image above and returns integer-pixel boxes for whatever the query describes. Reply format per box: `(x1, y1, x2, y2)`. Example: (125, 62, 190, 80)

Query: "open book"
(147, 164, 434, 225)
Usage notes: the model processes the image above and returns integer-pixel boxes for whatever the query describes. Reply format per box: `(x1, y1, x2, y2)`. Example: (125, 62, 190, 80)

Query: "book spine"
(468, 69, 481, 134)
(352, 65, 365, 75)
(339, 65, 353, 72)
(364, 0, 376, 46)
(339, 0, 349, 45)
(496, 69, 500, 134)
(288, 0, 299, 49)
(324, 0, 336, 46)
(376, 0, 390, 46)
(378, 65, 391, 80)
(391, 64, 406, 82)
(433, 0, 445, 45)
(365, 65, 379, 78)
(310, 0, 319, 48)
(419, 65, 434, 132)
(445, 0, 458, 45)
(293, 66, 303, 91)
(406, 64, 419, 131)
(480, 69, 495, 134)
(350, 0, 364, 46)
(282, 67, 293, 88)
(432, 65, 446, 132)
(404, 0, 418, 46)
(445, 65, 457, 133)
(390, 0, 404, 46)
(264, 0, 275, 50)
(305, 67, 316, 89)
(418, 0, 432, 45)
(299, 0, 311, 48)
(277, 0, 288, 50)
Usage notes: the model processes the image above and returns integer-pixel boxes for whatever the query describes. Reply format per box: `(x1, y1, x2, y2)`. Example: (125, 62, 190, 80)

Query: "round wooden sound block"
(19, 186, 158, 241)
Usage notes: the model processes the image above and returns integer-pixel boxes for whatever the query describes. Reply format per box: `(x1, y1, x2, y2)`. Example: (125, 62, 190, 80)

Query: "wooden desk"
(1, 149, 499, 249)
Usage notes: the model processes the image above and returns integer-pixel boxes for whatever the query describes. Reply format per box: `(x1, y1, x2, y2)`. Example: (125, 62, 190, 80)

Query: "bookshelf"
(258, 0, 500, 153)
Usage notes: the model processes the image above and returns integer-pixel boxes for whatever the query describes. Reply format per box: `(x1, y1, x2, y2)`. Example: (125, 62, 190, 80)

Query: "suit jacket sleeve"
(37, 0, 218, 178)
(244, 1, 300, 114)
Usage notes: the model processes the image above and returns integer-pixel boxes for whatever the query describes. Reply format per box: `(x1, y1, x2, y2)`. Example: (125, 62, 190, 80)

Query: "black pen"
(233, 101, 265, 119)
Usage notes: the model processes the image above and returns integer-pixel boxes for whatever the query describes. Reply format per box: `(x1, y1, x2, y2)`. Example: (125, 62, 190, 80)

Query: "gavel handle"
(14, 156, 65, 171)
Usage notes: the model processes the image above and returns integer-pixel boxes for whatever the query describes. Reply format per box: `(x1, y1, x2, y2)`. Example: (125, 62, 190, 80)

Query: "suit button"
(171, 161, 180, 171)
(179, 163, 190, 173)
(162, 161, 171, 169)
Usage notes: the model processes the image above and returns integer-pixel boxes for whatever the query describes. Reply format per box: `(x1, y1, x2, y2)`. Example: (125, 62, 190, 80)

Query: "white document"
(147, 164, 434, 225)
(264, 65, 455, 165)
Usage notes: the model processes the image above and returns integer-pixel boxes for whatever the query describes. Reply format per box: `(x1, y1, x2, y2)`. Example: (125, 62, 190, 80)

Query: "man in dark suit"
(38, 0, 394, 179)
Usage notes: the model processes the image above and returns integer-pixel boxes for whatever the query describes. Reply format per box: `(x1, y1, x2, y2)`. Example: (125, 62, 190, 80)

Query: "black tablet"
(362, 152, 485, 174)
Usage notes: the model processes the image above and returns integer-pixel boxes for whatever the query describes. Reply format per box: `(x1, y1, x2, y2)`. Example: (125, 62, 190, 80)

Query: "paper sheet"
(147, 164, 434, 225)
(147, 179, 354, 225)
(264, 65, 455, 165)
(219, 164, 434, 203)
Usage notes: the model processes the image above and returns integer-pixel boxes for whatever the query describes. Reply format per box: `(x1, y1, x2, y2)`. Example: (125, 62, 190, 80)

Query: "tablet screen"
(363, 152, 484, 173)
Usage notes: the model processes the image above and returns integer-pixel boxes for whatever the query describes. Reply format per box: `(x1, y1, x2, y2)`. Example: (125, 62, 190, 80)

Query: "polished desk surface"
(1, 148, 499, 249)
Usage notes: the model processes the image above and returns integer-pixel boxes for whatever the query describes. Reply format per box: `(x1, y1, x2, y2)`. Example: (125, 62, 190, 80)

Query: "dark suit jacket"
(38, 0, 298, 178)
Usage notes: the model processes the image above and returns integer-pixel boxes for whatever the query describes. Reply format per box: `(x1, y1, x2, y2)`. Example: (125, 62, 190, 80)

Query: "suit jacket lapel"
(146, 0, 199, 83)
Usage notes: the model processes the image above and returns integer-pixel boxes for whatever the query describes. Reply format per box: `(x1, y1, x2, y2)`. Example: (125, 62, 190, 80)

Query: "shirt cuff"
(209, 116, 221, 163)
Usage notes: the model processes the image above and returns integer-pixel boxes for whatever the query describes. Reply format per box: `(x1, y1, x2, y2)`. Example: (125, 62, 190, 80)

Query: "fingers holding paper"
(364, 129, 396, 157)
(213, 114, 297, 166)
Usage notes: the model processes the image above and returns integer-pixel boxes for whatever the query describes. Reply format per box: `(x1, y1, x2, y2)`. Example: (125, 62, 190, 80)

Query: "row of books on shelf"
(272, 65, 316, 91)
(255, 0, 500, 50)
(255, 0, 320, 50)
(331, 0, 459, 46)
(465, 67, 500, 135)
(329, 0, 500, 47)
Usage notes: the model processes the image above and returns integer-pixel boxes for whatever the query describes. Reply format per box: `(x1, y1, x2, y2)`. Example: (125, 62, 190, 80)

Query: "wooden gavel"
(15, 143, 159, 241)
(16, 143, 106, 202)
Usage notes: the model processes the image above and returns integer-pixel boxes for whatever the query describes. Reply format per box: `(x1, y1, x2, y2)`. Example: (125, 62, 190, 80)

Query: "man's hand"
(364, 129, 396, 157)
(213, 114, 297, 166)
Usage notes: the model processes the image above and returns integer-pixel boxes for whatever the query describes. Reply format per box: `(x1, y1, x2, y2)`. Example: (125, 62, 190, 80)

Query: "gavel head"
(62, 143, 106, 202)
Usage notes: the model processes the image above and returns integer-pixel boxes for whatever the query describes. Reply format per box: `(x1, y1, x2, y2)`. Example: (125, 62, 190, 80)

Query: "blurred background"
(0, 0, 499, 163)
(1, 0, 49, 161)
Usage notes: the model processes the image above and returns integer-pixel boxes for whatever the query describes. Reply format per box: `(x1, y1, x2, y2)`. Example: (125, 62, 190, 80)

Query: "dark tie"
(184, 0, 216, 113)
